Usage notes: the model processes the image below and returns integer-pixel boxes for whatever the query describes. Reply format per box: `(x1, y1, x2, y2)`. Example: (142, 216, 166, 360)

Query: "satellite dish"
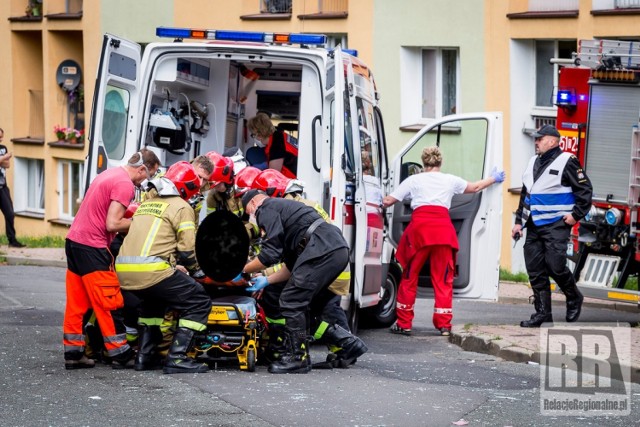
(56, 59, 82, 92)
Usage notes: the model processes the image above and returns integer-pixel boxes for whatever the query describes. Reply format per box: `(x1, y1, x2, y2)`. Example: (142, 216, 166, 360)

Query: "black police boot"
(520, 290, 553, 328)
(263, 324, 289, 365)
(268, 329, 311, 374)
(163, 328, 209, 374)
(560, 283, 584, 323)
(135, 326, 163, 371)
(323, 324, 368, 363)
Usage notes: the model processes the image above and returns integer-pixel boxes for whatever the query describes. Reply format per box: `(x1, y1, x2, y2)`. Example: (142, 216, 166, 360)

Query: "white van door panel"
(388, 112, 503, 300)
(85, 34, 141, 191)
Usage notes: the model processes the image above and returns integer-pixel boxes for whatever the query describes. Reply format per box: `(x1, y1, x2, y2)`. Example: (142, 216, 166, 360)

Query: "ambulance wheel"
(247, 348, 256, 372)
(363, 263, 399, 327)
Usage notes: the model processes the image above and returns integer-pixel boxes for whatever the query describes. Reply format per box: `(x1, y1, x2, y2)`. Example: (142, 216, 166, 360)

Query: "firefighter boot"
(135, 326, 163, 371)
(163, 328, 210, 374)
(268, 329, 311, 374)
(263, 324, 289, 365)
(323, 324, 368, 363)
(560, 283, 584, 323)
(520, 290, 553, 328)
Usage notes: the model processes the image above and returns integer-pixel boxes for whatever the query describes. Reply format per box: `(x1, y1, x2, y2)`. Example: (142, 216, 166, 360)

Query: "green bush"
(0, 235, 65, 248)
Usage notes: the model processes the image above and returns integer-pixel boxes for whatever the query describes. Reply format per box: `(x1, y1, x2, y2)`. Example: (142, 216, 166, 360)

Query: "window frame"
(58, 159, 84, 220)
(14, 157, 45, 215)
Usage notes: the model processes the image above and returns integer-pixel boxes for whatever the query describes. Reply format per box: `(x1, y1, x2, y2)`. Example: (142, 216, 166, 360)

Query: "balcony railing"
(592, 0, 640, 10)
(261, 0, 291, 13)
(528, 0, 579, 11)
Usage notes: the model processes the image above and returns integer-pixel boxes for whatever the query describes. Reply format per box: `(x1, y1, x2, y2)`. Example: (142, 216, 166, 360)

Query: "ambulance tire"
(363, 264, 400, 328)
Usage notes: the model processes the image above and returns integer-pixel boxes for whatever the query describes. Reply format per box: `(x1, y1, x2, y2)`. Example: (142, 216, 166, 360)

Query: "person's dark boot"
(268, 329, 311, 374)
(135, 326, 163, 371)
(112, 347, 136, 369)
(561, 283, 584, 323)
(322, 324, 368, 362)
(163, 328, 209, 374)
(520, 290, 553, 328)
(263, 324, 289, 365)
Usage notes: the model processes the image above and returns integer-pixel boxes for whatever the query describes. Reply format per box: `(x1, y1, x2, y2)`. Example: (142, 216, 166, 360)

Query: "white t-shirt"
(389, 171, 468, 210)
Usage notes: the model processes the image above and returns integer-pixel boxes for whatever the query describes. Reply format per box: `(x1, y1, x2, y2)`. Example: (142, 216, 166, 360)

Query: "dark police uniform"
(515, 146, 592, 324)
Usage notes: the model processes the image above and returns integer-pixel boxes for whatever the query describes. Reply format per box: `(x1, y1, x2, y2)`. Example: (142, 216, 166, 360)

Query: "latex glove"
(246, 276, 269, 292)
(490, 167, 506, 183)
(231, 273, 244, 283)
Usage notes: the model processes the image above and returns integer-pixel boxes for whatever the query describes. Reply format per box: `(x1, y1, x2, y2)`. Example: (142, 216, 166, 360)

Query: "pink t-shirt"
(67, 167, 134, 248)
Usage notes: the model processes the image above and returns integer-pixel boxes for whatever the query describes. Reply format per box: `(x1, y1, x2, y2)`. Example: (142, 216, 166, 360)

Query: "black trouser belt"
(297, 218, 325, 254)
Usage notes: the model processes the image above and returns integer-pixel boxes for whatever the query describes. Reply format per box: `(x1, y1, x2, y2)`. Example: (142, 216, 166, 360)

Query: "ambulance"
(85, 27, 503, 330)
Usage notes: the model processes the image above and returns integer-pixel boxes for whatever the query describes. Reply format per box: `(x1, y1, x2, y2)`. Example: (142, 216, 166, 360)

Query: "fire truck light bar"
(156, 27, 327, 46)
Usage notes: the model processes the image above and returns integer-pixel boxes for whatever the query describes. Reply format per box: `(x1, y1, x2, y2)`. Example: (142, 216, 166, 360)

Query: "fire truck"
(554, 39, 640, 308)
(84, 27, 503, 330)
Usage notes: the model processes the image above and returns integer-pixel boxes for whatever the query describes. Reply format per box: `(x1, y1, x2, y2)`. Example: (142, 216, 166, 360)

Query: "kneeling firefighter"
(115, 161, 211, 374)
(251, 169, 364, 368)
(241, 190, 366, 374)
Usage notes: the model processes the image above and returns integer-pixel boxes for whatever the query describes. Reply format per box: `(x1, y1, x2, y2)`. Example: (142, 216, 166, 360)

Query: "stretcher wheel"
(247, 348, 256, 372)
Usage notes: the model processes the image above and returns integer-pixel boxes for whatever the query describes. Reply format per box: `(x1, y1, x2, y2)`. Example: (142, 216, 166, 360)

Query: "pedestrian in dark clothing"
(0, 128, 25, 248)
(512, 124, 593, 327)
(241, 190, 362, 374)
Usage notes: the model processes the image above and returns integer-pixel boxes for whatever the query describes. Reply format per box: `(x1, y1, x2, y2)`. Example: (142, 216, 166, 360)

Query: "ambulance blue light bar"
(156, 27, 327, 46)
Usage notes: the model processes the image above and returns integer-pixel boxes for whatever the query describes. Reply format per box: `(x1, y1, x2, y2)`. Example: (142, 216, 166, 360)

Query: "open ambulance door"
(84, 34, 141, 193)
(387, 113, 503, 300)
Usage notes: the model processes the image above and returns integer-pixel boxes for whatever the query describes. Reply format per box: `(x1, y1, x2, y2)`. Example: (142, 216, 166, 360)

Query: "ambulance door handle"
(311, 115, 321, 172)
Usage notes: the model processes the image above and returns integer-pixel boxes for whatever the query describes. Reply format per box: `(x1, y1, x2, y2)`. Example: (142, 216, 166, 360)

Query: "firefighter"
(247, 112, 298, 178)
(115, 161, 211, 374)
(204, 151, 243, 217)
(252, 168, 361, 368)
(241, 190, 362, 374)
(512, 125, 593, 328)
(382, 147, 504, 336)
(62, 149, 160, 370)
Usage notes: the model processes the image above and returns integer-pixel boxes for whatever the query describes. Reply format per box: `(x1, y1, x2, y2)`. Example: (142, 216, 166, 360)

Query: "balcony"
(242, 0, 348, 21)
(592, 0, 640, 14)
(298, 0, 348, 19)
(507, 0, 579, 18)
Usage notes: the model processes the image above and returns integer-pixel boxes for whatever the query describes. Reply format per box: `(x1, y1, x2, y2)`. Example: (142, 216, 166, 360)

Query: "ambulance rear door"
(85, 34, 142, 192)
(387, 112, 503, 300)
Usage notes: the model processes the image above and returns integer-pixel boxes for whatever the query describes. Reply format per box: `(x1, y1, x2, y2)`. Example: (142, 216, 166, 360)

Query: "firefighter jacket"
(115, 182, 200, 290)
(515, 147, 592, 227)
(205, 188, 259, 240)
(255, 198, 348, 271)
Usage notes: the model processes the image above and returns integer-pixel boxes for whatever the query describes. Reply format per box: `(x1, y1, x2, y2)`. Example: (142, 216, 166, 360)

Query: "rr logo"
(539, 324, 631, 416)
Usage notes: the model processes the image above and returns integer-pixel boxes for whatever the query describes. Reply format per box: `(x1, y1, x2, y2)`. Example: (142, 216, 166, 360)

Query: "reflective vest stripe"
(178, 318, 207, 332)
(63, 333, 85, 342)
(265, 316, 286, 325)
(313, 321, 330, 340)
(115, 258, 171, 272)
(103, 333, 128, 344)
(141, 217, 163, 256)
(138, 317, 164, 327)
(434, 307, 453, 314)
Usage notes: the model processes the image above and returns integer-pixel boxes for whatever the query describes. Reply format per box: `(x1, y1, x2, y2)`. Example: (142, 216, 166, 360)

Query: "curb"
(499, 296, 640, 315)
(451, 331, 640, 383)
(5, 255, 67, 268)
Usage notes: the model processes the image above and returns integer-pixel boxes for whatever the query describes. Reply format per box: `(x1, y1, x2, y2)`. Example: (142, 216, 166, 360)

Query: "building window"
(58, 160, 84, 219)
(401, 47, 460, 126)
(14, 157, 45, 214)
(535, 40, 575, 108)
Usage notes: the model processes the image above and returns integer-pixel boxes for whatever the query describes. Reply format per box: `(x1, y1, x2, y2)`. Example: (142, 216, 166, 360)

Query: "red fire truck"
(554, 39, 640, 307)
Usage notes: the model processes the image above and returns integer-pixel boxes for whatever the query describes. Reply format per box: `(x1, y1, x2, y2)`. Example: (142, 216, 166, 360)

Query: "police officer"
(115, 162, 211, 374)
(512, 125, 592, 327)
(241, 190, 364, 374)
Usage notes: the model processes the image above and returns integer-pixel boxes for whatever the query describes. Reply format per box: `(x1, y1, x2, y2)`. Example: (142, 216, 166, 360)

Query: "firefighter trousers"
(524, 220, 577, 300)
(396, 244, 454, 331)
(280, 247, 349, 333)
(62, 239, 131, 361)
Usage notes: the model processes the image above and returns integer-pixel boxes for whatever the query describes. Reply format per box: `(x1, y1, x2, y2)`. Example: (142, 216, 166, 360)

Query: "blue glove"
(246, 276, 269, 292)
(490, 167, 505, 183)
(231, 273, 244, 282)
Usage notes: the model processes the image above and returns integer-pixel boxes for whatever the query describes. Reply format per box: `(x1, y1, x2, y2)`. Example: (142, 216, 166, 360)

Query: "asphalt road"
(0, 265, 637, 427)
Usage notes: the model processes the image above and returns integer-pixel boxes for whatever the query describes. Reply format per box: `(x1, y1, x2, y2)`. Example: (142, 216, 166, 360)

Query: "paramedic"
(382, 146, 504, 336)
(247, 112, 298, 178)
(63, 149, 160, 370)
(513, 124, 592, 328)
(241, 190, 355, 374)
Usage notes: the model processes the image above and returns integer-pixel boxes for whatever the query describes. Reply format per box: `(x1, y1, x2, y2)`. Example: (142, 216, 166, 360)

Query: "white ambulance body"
(85, 27, 502, 329)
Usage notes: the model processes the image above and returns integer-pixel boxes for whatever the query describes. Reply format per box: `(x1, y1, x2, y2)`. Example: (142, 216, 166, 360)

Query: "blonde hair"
(247, 112, 275, 138)
(421, 146, 442, 168)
